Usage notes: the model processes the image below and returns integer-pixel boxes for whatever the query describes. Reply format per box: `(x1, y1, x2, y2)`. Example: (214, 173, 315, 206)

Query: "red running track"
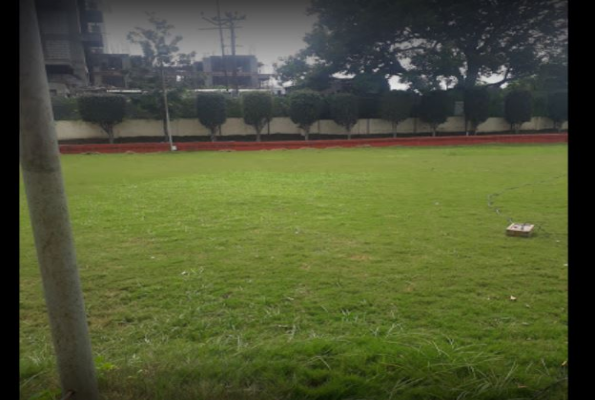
(59, 133, 567, 154)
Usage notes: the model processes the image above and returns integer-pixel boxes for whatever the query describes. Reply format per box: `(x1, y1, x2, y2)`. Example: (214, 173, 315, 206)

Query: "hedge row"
(53, 89, 567, 135)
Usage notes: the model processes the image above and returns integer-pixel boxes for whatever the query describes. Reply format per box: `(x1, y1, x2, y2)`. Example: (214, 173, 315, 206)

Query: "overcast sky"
(101, 0, 504, 89)
(102, 0, 317, 75)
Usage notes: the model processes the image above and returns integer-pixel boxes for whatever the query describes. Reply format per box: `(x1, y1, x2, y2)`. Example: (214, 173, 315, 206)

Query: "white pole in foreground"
(20, 0, 99, 399)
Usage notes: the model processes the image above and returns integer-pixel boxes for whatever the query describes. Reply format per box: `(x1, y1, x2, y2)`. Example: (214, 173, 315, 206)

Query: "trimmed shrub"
(380, 91, 414, 138)
(419, 91, 452, 136)
(547, 91, 568, 132)
(504, 90, 533, 133)
(463, 88, 490, 135)
(289, 90, 323, 140)
(77, 94, 126, 143)
(196, 92, 227, 141)
(242, 92, 273, 142)
(330, 93, 359, 139)
(51, 97, 80, 120)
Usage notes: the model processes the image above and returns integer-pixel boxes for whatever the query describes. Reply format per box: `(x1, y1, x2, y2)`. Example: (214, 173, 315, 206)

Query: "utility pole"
(20, 0, 99, 399)
(225, 12, 245, 96)
(159, 57, 176, 151)
(200, 1, 230, 91)
(200, 7, 245, 95)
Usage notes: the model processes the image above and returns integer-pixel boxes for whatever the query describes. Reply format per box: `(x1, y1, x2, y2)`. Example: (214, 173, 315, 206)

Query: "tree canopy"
(297, 0, 567, 90)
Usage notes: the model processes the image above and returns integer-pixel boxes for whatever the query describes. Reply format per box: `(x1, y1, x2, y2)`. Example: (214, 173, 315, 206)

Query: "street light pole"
(159, 58, 176, 151)
(20, 0, 99, 399)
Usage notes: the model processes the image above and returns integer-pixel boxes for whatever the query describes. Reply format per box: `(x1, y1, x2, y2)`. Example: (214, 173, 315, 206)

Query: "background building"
(199, 55, 271, 89)
(35, 0, 107, 95)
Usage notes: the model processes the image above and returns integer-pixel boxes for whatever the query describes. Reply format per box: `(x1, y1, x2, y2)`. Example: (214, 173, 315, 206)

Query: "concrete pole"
(19, 1, 99, 399)
(159, 59, 176, 151)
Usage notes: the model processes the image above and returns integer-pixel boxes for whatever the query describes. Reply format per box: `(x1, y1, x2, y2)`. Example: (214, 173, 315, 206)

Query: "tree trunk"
(107, 127, 114, 144)
(392, 122, 397, 138)
(101, 124, 114, 144)
(464, 60, 480, 89)
(432, 127, 436, 137)
(256, 130, 261, 142)
(465, 118, 469, 136)
(210, 129, 217, 142)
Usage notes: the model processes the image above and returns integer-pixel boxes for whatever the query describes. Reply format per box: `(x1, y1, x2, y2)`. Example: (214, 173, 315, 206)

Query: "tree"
(419, 91, 452, 136)
(301, 0, 567, 90)
(547, 91, 568, 132)
(196, 92, 227, 142)
(289, 90, 323, 140)
(380, 91, 414, 138)
(330, 93, 359, 139)
(127, 13, 196, 141)
(242, 92, 273, 142)
(463, 88, 490, 135)
(77, 95, 126, 144)
(504, 90, 533, 134)
(274, 55, 334, 91)
(127, 88, 193, 121)
(350, 73, 390, 96)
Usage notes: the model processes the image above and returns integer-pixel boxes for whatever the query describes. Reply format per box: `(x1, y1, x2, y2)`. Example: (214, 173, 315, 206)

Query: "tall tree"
(127, 13, 196, 142)
(301, 0, 567, 90)
(274, 55, 334, 91)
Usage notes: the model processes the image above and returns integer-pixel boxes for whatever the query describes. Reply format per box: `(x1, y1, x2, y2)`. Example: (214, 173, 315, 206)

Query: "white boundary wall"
(56, 117, 568, 141)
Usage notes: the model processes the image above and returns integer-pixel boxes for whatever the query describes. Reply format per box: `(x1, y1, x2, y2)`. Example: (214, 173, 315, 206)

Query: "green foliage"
(272, 96, 290, 117)
(532, 95, 548, 118)
(357, 96, 382, 119)
(488, 89, 505, 118)
(419, 91, 452, 134)
(330, 93, 359, 135)
(547, 92, 568, 131)
(504, 90, 533, 132)
(51, 96, 80, 120)
(127, 12, 195, 68)
(302, 0, 567, 89)
(289, 90, 323, 136)
(225, 96, 243, 118)
(177, 96, 197, 119)
(380, 91, 414, 132)
(350, 73, 390, 96)
(463, 88, 490, 131)
(127, 89, 194, 120)
(274, 55, 334, 91)
(77, 94, 126, 143)
(196, 92, 227, 139)
(241, 92, 274, 138)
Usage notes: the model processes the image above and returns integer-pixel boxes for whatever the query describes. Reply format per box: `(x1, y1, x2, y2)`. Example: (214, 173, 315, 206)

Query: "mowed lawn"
(20, 144, 568, 400)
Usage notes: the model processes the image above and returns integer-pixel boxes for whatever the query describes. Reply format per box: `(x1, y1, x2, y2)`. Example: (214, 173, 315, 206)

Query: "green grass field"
(20, 144, 568, 400)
